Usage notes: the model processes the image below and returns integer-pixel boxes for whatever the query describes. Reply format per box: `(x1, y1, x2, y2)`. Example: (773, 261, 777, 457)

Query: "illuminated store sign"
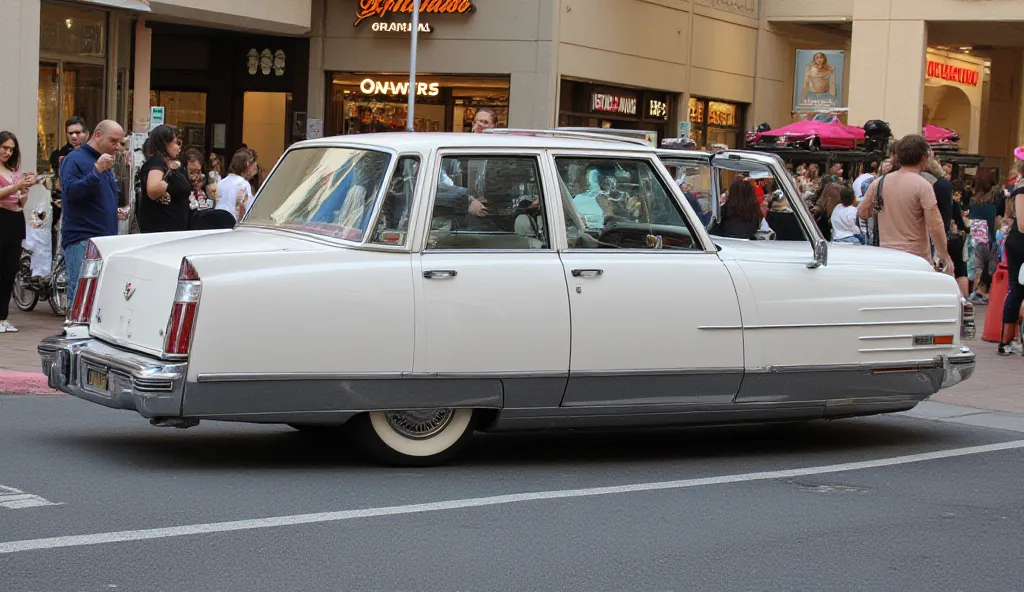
(647, 99, 668, 121)
(360, 78, 441, 96)
(354, 0, 475, 26)
(592, 92, 637, 116)
(927, 60, 979, 86)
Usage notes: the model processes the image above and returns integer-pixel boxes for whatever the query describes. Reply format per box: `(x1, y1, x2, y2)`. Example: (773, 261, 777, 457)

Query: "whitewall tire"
(353, 408, 475, 466)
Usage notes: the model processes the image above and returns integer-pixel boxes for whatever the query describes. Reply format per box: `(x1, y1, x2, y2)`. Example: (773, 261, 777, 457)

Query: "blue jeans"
(835, 234, 866, 245)
(64, 239, 89, 305)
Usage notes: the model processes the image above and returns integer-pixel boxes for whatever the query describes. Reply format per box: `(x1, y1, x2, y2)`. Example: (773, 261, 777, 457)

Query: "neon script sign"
(927, 60, 980, 87)
(354, 0, 475, 26)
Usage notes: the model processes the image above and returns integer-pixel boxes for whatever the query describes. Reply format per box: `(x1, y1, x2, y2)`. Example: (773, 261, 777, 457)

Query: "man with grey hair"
(59, 119, 128, 304)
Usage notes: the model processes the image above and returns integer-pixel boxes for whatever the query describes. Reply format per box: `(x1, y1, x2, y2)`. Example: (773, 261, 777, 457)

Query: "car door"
(552, 152, 744, 408)
(656, 150, 717, 229)
(414, 151, 571, 410)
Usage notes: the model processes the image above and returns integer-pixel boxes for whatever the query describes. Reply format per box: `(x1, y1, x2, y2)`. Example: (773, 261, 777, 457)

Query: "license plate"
(86, 368, 108, 392)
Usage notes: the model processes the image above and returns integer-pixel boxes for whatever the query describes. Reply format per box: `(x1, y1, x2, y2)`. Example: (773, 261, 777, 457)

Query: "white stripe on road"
(0, 485, 62, 510)
(2, 439, 1022, 555)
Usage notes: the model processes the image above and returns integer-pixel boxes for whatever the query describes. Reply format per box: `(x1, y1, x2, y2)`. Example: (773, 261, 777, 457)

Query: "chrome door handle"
(571, 269, 604, 278)
(423, 269, 458, 279)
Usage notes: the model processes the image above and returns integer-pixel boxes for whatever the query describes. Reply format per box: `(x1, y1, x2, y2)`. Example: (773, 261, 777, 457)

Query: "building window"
(150, 91, 208, 151)
(327, 73, 509, 135)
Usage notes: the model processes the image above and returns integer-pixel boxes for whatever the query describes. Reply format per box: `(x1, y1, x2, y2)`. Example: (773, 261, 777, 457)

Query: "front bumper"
(940, 346, 976, 389)
(38, 335, 186, 418)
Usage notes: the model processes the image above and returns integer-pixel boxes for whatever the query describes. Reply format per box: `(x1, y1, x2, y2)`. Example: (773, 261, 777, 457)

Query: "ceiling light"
(959, 46, 971, 50)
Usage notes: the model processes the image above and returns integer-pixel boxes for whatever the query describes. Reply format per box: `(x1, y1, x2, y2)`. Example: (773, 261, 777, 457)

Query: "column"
(305, 0, 325, 136)
(0, 0, 41, 179)
(848, 19, 927, 139)
(132, 17, 152, 132)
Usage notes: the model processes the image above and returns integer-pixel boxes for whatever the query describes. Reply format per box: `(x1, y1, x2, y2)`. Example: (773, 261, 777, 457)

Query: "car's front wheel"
(352, 408, 475, 466)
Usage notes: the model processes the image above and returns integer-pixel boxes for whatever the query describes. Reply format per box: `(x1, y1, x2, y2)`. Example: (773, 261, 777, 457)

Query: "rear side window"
(244, 147, 391, 241)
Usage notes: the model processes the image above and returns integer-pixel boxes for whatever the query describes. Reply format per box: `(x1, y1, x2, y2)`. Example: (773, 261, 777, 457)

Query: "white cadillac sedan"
(39, 130, 976, 465)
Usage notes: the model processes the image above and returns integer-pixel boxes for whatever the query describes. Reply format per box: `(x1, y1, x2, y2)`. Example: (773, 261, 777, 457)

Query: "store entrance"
(242, 92, 290, 172)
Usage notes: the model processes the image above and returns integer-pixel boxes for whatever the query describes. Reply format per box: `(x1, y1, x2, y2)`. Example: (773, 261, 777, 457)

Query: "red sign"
(927, 61, 979, 87)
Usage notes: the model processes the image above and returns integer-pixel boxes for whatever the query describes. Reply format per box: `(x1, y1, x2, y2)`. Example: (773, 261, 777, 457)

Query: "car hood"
(714, 238, 934, 271)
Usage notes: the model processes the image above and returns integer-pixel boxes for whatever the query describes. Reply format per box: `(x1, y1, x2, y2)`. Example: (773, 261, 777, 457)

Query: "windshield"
(244, 147, 392, 241)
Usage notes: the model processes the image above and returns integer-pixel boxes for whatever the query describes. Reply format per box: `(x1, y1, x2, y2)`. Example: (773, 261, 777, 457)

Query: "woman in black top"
(137, 125, 191, 233)
(717, 178, 763, 239)
(998, 161, 1024, 355)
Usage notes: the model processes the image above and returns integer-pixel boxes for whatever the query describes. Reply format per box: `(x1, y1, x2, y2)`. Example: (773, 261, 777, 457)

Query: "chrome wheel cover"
(385, 409, 455, 440)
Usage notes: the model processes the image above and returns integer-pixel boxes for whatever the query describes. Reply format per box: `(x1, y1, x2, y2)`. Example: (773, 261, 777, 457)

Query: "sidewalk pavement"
(2, 299, 1021, 413)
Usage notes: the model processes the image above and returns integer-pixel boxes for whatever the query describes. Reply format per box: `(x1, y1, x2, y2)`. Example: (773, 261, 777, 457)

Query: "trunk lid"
(90, 229, 331, 356)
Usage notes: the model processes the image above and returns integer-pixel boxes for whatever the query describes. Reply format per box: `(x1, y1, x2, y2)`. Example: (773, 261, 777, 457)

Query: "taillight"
(163, 258, 201, 357)
(67, 241, 102, 325)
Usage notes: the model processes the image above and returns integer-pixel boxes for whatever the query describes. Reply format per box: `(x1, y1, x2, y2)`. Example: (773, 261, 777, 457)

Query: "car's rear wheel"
(352, 408, 475, 466)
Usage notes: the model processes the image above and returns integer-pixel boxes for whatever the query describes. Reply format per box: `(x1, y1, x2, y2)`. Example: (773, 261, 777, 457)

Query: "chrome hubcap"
(385, 409, 455, 440)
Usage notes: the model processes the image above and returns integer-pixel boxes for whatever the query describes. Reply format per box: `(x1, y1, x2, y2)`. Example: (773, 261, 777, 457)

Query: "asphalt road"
(1, 395, 1023, 592)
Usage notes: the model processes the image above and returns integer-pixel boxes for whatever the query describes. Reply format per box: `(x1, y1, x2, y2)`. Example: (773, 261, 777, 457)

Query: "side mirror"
(807, 238, 828, 269)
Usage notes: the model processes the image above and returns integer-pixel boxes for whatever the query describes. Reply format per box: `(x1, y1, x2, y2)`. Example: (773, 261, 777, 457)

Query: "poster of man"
(794, 50, 845, 111)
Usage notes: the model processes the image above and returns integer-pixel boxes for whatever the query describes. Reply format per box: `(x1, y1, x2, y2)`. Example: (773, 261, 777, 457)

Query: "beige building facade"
(305, 0, 851, 150)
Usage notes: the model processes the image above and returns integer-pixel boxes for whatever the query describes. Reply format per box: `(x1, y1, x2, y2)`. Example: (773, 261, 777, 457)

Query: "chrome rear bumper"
(38, 335, 185, 418)
(940, 347, 976, 389)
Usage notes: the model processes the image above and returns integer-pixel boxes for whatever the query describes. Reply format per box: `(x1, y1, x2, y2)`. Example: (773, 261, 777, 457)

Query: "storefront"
(145, 22, 309, 167)
(326, 73, 509, 135)
(687, 97, 745, 150)
(557, 78, 674, 142)
(37, 1, 135, 174)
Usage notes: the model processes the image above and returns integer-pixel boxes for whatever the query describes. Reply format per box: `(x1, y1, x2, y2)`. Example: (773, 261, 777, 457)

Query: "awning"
(70, 0, 151, 12)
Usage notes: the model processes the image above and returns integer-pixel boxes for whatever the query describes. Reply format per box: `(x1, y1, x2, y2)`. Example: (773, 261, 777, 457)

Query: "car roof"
(292, 131, 660, 154)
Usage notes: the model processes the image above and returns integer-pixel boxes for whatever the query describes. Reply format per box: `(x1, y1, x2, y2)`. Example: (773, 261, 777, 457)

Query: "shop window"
(327, 74, 509, 136)
(688, 97, 744, 150)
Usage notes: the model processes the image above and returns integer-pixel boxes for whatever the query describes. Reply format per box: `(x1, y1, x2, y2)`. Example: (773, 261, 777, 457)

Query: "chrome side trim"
(570, 367, 741, 377)
(697, 325, 743, 331)
(196, 370, 570, 383)
(858, 346, 953, 353)
(860, 304, 958, 312)
(746, 359, 942, 374)
(741, 319, 956, 330)
(859, 334, 914, 341)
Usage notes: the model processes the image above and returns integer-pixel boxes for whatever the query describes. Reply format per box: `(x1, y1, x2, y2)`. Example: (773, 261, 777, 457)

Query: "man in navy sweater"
(60, 120, 126, 305)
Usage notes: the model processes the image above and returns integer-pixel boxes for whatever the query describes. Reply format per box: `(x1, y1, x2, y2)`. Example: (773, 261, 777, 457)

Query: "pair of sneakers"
(0, 320, 18, 333)
(968, 291, 989, 305)
(997, 324, 1024, 356)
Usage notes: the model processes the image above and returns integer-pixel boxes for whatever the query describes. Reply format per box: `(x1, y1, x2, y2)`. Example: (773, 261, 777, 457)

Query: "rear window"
(243, 147, 392, 241)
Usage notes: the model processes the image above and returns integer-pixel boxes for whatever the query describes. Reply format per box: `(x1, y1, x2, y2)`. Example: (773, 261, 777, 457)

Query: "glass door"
(38, 63, 61, 174)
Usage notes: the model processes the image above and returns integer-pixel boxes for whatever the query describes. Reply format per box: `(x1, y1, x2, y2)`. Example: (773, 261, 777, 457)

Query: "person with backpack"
(924, 157, 969, 296)
(857, 134, 953, 274)
(967, 174, 1001, 304)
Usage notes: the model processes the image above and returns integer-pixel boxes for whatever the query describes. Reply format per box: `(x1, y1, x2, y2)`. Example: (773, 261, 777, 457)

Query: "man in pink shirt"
(858, 135, 953, 275)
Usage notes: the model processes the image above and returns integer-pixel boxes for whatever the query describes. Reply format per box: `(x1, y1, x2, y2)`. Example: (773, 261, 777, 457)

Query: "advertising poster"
(793, 50, 844, 112)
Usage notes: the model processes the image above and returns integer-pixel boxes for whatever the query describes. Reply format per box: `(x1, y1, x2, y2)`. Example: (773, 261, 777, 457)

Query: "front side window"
(244, 147, 391, 241)
(426, 155, 549, 250)
(555, 157, 701, 250)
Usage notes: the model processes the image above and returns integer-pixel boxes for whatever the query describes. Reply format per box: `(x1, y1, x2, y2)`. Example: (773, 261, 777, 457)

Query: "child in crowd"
(830, 186, 864, 244)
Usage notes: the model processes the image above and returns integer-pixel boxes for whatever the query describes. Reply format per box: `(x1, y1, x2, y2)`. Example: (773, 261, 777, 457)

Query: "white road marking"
(0, 485, 62, 510)
(1, 439, 1022, 555)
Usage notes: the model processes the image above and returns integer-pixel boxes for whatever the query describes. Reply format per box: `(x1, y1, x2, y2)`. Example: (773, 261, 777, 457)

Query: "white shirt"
(830, 203, 861, 240)
(853, 173, 875, 199)
(215, 174, 254, 221)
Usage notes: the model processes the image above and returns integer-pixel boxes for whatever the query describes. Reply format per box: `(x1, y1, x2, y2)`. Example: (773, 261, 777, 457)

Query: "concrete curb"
(900, 401, 1024, 434)
(0, 371, 62, 396)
